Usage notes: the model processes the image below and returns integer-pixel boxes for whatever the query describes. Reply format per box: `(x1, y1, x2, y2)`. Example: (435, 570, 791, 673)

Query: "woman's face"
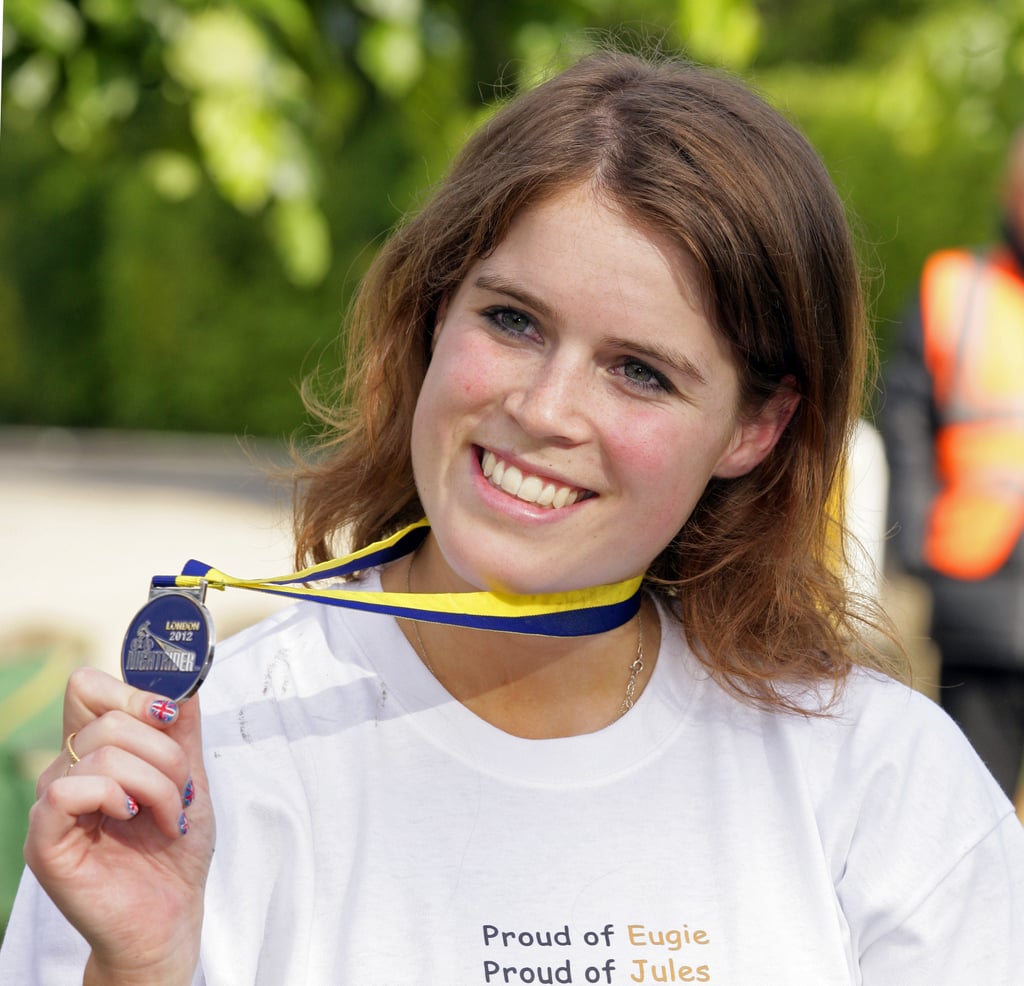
(410, 184, 787, 594)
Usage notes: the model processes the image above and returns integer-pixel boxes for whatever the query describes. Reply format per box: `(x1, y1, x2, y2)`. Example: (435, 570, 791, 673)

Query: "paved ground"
(0, 427, 297, 681)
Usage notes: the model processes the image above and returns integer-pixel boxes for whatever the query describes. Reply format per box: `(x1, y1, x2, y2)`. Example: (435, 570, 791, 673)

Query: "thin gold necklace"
(405, 555, 645, 719)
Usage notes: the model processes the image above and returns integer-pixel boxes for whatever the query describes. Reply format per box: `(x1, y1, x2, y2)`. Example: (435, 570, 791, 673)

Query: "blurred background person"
(882, 129, 1024, 815)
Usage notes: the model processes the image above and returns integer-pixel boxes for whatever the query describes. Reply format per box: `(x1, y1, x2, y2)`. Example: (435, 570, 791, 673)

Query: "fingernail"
(126, 795, 139, 818)
(178, 811, 190, 836)
(148, 699, 179, 724)
(182, 776, 195, 808)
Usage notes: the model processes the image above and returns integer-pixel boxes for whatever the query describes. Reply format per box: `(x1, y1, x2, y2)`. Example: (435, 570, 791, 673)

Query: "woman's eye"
(483, 306, 536, 337)
(621, 359, 671, 393)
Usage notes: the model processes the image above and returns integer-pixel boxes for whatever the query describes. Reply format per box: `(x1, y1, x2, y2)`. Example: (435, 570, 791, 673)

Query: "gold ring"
(63, 731, 81, 775)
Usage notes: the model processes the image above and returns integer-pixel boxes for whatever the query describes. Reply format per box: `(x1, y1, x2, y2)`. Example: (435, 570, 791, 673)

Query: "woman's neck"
(381, 553, 658, 739)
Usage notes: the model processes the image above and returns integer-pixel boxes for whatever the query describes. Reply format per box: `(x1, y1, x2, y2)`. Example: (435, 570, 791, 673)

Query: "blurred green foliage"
(3, 0, 1024, 436)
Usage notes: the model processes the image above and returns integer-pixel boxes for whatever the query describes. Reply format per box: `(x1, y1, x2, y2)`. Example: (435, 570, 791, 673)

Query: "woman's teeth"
(481, 450, 581, 508)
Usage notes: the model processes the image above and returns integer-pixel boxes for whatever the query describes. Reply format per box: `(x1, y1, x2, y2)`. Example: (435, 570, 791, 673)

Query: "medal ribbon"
(154, 519, 643, 636)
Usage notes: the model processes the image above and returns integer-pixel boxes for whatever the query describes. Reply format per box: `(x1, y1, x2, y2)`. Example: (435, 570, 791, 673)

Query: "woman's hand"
(24, 667, 215, 985)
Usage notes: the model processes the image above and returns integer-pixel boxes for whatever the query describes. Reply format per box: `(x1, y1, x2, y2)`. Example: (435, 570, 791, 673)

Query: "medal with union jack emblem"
(121, 583, 214, 701)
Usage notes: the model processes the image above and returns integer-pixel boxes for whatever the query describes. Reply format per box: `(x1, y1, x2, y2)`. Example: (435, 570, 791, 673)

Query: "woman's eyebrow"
(472, 273, 556, 320)
(603, 337, 710, 386)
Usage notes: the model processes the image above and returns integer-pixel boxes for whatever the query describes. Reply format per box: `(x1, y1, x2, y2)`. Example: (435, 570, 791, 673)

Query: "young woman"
(3, 49, 1021, 985)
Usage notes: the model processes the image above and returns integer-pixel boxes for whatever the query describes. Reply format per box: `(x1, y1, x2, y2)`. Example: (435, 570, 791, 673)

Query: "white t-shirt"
(3, 570, 1023, 984)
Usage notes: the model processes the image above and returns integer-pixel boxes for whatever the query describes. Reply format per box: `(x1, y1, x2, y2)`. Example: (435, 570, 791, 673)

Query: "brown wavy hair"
(293, 49, 902, 713)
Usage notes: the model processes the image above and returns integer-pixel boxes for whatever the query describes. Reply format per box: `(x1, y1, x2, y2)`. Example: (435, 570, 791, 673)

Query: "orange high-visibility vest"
(920, 248, 1024, 580)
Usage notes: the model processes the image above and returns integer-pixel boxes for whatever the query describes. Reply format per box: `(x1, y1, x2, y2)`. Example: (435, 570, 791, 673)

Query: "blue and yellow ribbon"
(154, 519, 643, 637)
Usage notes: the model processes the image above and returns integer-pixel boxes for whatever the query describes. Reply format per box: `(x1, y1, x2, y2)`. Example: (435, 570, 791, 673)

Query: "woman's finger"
(62, 742, 192, 838)
(65, 709, 187, 772)
(62, 666, 183, 732)
(28, 774, 146, 852)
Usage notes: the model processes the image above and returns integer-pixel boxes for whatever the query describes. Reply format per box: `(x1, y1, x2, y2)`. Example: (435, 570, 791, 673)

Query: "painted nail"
(178, 811, 190, 836)
(148, 699, 179, 724)
(126, 795, 140, 818)
(182, 776, 195, 808)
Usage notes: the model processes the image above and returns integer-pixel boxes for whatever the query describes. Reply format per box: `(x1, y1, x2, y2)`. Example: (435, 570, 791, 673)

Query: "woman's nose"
(502, 356, 593, 445)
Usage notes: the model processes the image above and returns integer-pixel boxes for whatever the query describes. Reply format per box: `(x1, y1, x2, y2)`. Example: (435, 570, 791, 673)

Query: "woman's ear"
(713, 378, 800, 479)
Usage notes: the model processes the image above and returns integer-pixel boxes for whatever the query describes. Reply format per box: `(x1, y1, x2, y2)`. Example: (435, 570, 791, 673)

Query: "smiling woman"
(2, 46, 1022, 986)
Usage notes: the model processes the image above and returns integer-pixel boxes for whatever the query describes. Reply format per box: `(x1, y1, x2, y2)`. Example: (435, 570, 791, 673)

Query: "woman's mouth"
(480, 449, 593, 509)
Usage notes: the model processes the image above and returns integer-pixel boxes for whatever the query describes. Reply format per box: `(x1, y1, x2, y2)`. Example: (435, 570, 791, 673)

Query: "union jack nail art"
(149, 699, 179, 724)
(126, 796, 139, 817)
(178, 812, 190, 836)
(183, 777, 195, 807)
